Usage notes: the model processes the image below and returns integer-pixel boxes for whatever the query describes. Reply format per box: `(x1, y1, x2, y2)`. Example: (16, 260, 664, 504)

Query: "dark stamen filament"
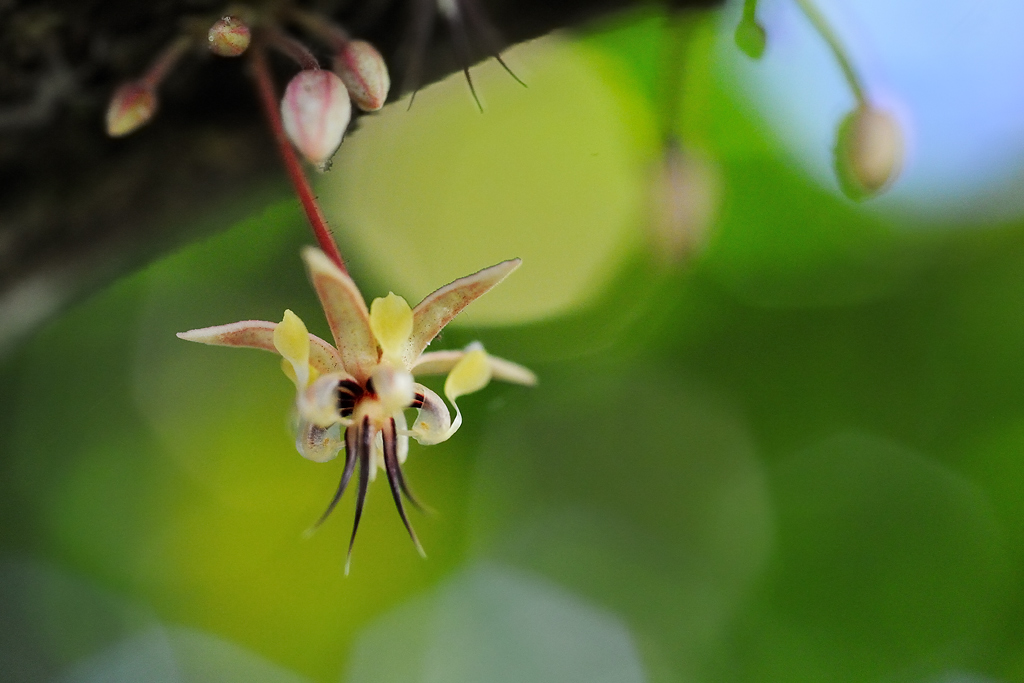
(308, 426, 359, 533)
(345, 415, 373, 574)
(383, 418, 426, 556)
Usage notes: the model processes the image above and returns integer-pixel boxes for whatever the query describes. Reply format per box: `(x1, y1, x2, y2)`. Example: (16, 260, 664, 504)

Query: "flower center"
(338, 367, 421, 424)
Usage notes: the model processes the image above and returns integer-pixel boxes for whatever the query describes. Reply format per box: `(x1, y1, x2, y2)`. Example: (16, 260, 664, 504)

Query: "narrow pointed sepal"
(409, 258, 521, 361)
(413, 346, 537, 387)
(176, 320, 343, 375)
(302, 248, 379, 381)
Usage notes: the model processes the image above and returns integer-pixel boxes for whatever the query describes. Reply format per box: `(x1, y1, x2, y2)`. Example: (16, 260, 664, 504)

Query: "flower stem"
(140, 35, 192, 90)
(250, 42, 348, 273)
(793, 0, 866, 105)
(262, 24, 321, 70)
(286, 8, 351, 51)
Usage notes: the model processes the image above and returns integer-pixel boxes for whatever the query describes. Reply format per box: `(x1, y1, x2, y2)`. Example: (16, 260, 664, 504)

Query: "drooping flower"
(177, 248, 535, 571)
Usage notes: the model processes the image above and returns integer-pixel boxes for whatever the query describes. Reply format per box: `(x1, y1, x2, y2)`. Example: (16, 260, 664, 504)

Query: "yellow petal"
(369, 292, 413, 362)
(444, 346, 492, 402)
(274, 310, 310, 364)
(275, 310, 311, 387)
(281, 359, 320, 386)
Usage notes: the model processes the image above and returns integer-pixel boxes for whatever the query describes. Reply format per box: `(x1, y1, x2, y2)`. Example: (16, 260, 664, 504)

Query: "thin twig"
(140, 35, 192, 89)
(793, 0, 866, 104)
(262, 24, 321, 71)
(250, 43, 348, 272)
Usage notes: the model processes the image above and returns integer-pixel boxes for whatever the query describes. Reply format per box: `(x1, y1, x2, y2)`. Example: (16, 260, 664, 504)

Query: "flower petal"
(410, 350, 463, 376)
(444, 345, 492, 402)
(302, 247, 379, 381)
(487, 355, 538, 387)
(275, 310, 311, 388)
(295, 419, 343, 463)
(414, 345, 537, 387)
(409, 259, 521, 361)
(176, 320, 342, 375)
(369, 293, 414, 364)
(298, 372, 355, 427)
(408, 384, 452, 445)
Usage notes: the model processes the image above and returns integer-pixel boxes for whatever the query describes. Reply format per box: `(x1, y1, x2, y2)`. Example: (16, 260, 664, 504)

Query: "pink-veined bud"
(834, 104, 904, 200)
(334, 40, 390, 111)
(281, 69, 352, 169)
(208, 16, 251, 57)
(649, 142, 721, 262)
(105, 82, 157, 137)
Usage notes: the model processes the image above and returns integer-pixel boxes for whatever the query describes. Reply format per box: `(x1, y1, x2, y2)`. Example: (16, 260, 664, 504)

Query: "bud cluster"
(104, 9, 392, 171)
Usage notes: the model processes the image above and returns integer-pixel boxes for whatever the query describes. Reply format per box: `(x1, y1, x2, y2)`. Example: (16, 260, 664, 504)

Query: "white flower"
(178, 248, 535, 570)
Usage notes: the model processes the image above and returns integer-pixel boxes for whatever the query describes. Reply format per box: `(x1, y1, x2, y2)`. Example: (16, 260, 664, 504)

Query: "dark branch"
(0, 0, 721, 356)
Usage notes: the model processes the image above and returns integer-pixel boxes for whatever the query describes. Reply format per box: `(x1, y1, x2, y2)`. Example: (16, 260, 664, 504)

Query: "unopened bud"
(334, 40, 390, 112)
(208, 16, 250, 57)
(106, 82, 157, 137)
(834, 104, 903, 199)
(280, 69, 352, 169)
(734, 18, 766, 60)
(649, 143, 721, 262)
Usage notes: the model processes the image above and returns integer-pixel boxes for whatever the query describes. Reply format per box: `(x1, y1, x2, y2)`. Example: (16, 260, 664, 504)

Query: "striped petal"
(176, 320, 342, 376)
(302, 247, 379, 382)
(295, 419, 343, 463)
(407, 384, 452, 445)
(408, 259, 521, 362)
(414, 345, 537, 386)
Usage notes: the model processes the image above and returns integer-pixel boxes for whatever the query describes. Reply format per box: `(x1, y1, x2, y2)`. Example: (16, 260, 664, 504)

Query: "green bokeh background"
(3, 8, 1024, 683)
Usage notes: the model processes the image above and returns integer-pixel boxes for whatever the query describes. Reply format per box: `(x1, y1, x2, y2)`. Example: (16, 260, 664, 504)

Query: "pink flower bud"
(334, 40, 390, 112)
(649, 143, 721, 262)
(208, 16, 251, 57)
(105, 82, 157, 137)
(834, 105, 903, 199)
(281, 69, 352, 168)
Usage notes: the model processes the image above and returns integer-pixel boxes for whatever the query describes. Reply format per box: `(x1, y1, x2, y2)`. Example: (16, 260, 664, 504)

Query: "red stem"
(263, 25, 321, 70)
(250, 44, 348, 273)
(141, 35, 192, 90)
(287, 8, 351, 52)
